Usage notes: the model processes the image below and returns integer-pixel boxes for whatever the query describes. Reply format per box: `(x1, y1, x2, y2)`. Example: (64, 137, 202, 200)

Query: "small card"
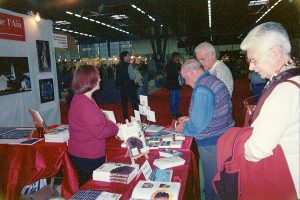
(139, 95, 148, 106)
(139, 105, 146, 116)
(146, 110, 156, 122)
(141, 160, 153, 180)
(134, 110, 141, 121)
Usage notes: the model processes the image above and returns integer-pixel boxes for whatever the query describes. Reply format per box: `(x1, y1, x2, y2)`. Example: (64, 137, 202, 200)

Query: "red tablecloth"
(0, 141, 78, 200)
(81, 136, 200, 199)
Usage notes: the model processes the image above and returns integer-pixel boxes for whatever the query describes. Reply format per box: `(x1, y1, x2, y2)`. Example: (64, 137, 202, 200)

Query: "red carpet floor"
(61, 77, 251, 127)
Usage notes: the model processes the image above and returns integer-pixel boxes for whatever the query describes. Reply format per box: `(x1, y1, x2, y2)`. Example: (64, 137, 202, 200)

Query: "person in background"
(175, 59, 234, 200)
(165, 52, 181, 117)
(68, 65, 119, 186)
(148, 54, 157, 81)
(195, 42, 233, 97)
(115, 51, 139, 121)
(133, 63, 144, 98)
(249, 71, 267, 103)
(241, 22, 299, 198)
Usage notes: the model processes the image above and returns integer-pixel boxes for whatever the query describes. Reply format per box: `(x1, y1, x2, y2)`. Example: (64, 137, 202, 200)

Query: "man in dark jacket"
(115, 51, 139, 121)
(165, 52, 181, 117)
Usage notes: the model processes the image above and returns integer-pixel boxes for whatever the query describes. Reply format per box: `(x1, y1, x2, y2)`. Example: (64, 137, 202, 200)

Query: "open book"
(70, 190, 122, 200)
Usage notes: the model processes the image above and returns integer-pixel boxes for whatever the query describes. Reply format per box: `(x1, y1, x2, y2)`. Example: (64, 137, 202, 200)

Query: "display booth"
(0, 8, 60, 126)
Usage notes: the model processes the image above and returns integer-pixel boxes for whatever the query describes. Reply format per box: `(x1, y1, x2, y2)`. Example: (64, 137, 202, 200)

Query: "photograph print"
(39, 78, 54, 103)
(0, 56, 31, 96)
(36, 40, 51, 72)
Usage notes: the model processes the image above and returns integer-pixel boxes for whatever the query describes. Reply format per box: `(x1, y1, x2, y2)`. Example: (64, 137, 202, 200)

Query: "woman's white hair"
(240, 22, 291, 55)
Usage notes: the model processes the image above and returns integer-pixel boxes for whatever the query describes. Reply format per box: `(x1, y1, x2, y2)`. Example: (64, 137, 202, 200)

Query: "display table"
(0, 141, 78, 200)
(80, 136, 200, 200)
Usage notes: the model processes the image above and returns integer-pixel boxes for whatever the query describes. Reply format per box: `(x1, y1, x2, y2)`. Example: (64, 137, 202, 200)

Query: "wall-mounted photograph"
(0, 57, 31, 96)
(39, 78, 54, 103)
(36, 40, 51, 72)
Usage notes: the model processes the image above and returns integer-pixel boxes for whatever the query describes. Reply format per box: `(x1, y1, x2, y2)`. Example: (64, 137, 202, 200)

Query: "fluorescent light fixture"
(255, 0, 282, 23)
(82, 16, 88, 20)
(248, 0, 269, 6)
(208, 0, 212, 28)
(96, 21, 100, 24)
(74, 31, 78, 34)
(66, 11, 73, 15)
(54, 27, 61, 30)
(131, 4, 137, 8)
(89, 19, 95, 22)
(111, 14, 128, 20)
(74, 14, 81, 17)
(68, 30, 73, 33)
(161, 24, 163, 27)
(62, 29, 67, 31)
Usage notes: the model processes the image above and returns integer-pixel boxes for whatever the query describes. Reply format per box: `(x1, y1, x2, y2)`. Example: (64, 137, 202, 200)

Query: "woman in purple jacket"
(68, 65, 119, 186)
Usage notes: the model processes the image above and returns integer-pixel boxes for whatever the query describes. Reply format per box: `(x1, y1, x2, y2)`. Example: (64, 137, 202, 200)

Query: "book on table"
(9, 138, 43, 145)
(159, 149, 183, 158)
(93, 162, 139, 184)
(70, 190, 122, 200)
(159, 140, 182, 148)
(44, 125, 69, 143)
(153, 156, 185, 169)
(131, 180, 181, 200)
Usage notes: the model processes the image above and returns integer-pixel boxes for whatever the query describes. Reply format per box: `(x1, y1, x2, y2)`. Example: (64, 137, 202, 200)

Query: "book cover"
(150, 169, 173, 182)
(131, 180, 180, 200)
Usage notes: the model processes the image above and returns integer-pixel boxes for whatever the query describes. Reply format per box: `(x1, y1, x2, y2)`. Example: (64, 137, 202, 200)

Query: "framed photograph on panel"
(39, 78, 54, 103)
(0, 56, 31, 96)
(36, 40, 51, 72)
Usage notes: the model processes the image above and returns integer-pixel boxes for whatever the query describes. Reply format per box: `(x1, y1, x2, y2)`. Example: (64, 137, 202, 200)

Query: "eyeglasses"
(247, 49, 270, 66)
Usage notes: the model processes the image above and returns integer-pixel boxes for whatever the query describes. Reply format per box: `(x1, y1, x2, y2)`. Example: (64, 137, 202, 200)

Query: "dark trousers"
(120, 84, 139, 121)
(68, 153, 105, 187)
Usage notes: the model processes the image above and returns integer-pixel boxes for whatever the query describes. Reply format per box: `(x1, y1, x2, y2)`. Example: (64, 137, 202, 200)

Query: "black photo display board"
(0, 57, 31, 96)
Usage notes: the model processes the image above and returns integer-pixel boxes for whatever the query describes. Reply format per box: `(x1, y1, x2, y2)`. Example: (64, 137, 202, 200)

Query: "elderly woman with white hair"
(241, 22, 299, 198)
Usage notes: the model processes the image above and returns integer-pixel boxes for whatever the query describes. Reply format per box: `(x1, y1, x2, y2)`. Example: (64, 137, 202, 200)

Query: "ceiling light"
(111, 14, 128, 20)
(82, 16, 88, 20)
(66, 11, 73, 15)
(131, 4, 137, 8)
(248, 0, 269, 6)
(208, 0, 212, 28)
(89, 19, 95, 22)
(74, 14, 81, 18)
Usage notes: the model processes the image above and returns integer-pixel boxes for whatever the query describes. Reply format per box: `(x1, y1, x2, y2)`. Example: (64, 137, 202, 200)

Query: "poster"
(36, 40, 51, 72)
(0, 57, 31, 96)
(39, 78, 54, 103)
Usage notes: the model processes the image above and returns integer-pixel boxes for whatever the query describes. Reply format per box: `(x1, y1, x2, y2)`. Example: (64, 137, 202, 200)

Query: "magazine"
(131, 180, 181, 200)
(159, 149, 183, 158)
(0, 128, 33, 139)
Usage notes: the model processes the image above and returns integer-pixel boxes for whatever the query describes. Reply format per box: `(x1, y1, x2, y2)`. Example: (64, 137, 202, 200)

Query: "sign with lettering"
(53, 33, 68, 48)
(0, 13, 25, 41)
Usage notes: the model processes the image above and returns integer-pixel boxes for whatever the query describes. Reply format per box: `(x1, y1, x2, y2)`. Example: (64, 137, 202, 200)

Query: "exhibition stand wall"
(0, 8, 60, 126)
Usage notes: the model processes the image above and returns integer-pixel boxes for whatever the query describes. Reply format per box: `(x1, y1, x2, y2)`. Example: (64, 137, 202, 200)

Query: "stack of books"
(93, 162, 139, 184)
(44, 125, 69, 143)
(153, 156, 185, 169)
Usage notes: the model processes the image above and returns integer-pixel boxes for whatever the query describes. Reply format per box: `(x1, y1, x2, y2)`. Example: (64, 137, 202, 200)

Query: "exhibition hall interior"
(0, 0, 299, 200)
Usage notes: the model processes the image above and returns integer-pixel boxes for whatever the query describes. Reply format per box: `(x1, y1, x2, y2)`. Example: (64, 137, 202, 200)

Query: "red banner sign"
(0, 13, 25, 41)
